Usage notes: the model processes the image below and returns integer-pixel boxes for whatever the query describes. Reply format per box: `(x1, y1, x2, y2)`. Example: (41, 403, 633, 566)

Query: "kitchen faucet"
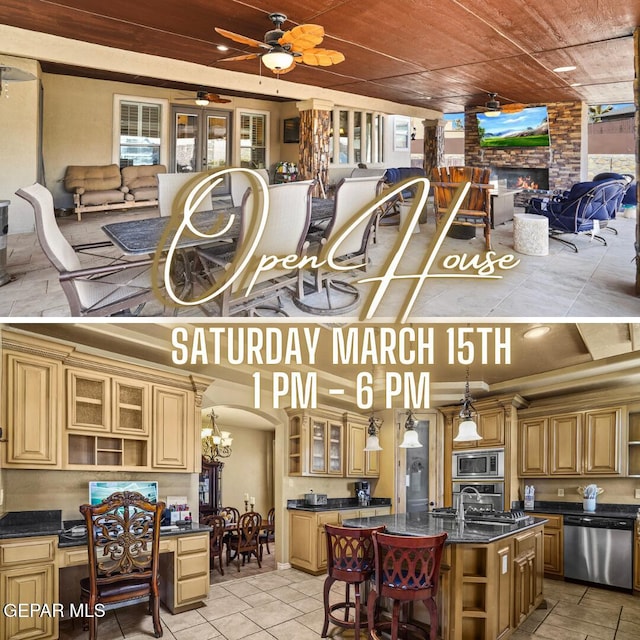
(457, 486, 481, 521)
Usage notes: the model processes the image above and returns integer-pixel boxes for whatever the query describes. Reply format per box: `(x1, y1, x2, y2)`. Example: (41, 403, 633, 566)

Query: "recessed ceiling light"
(523, 325, 551, 340)
(570, 82, 581, 87)
(553, 65, 576, 73)
(217, 45, 229, 51)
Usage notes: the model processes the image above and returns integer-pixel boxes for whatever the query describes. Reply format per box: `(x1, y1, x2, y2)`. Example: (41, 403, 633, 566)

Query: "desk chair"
(368, 531, 447, 640)
(16, 183, 159, 317)
(79, 491, 165, 640)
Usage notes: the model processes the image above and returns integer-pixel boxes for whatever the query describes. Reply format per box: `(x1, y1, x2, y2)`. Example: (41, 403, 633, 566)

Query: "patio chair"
(431, 166, 492, 249)
(592, 172, 635, 233)
(157, 172, 212, 217)
(292, 175, 383, 315)
(16, 183, 160, 316)
(526, 178, 627, 252)
(196, 180, 315, 316)
(230, 168, 270, 206)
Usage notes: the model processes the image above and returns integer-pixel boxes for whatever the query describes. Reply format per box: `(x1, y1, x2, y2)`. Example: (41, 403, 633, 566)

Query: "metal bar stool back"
(368, 530, 448, 640)
(322, 524, 385, 639)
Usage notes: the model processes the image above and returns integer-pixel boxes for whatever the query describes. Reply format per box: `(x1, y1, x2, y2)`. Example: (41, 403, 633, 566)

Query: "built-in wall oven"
(452, 482, 504, 512)
(452, 449, 504, 480)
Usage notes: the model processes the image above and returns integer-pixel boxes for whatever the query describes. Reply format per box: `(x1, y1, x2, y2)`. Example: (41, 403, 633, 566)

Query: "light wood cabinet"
(628, 412, 640, 477)
(289, 506, 390, 574)
(152, 386, 192, 470)
(512, 529, 541, 628)
(526, 513, 563, 577)
(520, 407, 622, 477)
(0, 536, 58, 640)
(345, 418, 380, 478)
(2, 351, 62, 468)
(288, 407, 378, 478)
(2, 330, 209, 474)
(452, 408, 505, 450)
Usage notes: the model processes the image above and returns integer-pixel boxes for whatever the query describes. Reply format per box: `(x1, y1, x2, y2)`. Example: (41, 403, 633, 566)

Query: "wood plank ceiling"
(0, 0, 637, 111)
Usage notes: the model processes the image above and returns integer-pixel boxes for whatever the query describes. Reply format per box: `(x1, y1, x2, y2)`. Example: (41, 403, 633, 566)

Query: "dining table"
(101, 198, 336, 256)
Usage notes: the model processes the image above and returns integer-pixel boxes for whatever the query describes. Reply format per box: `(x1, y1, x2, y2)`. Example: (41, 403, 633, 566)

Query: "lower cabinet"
(526, 513, 563, 577)
(289, 506, 391, 574)
(512, 528, 544, 629)
(0, 537, 58, 640)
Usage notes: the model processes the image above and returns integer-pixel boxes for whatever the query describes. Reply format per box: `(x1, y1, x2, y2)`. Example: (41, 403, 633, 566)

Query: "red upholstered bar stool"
(321, 524, 385, 639)
(368, 531, 448, 640)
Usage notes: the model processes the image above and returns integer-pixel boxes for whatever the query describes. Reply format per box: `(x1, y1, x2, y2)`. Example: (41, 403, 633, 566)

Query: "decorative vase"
(583, 497, 596, 512)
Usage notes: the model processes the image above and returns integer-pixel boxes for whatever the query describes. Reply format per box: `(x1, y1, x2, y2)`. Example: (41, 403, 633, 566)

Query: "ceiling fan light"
(262, 49, 294, 71)
(484, 110, 501, 117)
(454, 419, 482, 442)
(195, 98, 209, 106)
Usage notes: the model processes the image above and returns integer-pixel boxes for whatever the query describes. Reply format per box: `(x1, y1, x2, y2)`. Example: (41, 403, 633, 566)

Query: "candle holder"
(244, 500, 250, 512)
(250, 501, 255, 511)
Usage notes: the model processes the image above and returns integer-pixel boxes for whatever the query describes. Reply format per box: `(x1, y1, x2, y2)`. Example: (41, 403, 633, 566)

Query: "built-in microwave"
(452, 449, 504, 480)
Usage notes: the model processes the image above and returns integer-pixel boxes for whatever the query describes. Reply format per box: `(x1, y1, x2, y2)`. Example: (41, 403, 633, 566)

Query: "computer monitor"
(88, 481, 158, 505)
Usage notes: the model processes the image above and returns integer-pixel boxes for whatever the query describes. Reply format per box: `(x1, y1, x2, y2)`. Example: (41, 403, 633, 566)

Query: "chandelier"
(201, 410, 233, 461)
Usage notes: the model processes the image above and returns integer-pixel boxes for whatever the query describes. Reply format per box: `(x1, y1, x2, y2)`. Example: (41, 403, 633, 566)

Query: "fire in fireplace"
(492, 167, 549, 191)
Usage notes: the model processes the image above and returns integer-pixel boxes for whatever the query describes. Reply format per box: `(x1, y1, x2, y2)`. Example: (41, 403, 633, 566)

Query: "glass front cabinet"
(199, 459, 223, 518)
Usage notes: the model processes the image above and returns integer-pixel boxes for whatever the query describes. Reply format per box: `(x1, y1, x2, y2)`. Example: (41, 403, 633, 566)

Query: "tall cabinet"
(199, 460, 223, 518)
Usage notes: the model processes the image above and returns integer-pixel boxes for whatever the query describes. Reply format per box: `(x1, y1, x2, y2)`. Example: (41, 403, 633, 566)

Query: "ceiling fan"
(482, 92, 525, 116)
(174, 90, 232, 105)
(215, 12, 345, 75)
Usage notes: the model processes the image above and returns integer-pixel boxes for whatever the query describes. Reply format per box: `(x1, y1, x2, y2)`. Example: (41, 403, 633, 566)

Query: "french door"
(171, 106, 231, 192)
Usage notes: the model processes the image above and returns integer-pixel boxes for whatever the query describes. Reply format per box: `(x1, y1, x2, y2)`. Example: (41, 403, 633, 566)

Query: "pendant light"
(399, 410, 422, 448)
(363, 414, 383, 452)
(454, 368, 482, 442)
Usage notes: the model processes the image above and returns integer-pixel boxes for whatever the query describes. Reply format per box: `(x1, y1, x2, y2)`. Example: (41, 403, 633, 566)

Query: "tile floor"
(2, 203, 639, 318)
(58, 564, 640, 640)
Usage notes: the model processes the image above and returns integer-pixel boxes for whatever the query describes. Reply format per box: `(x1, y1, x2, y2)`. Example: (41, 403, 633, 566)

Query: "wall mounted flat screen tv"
(476, 106, 550, 148)
(283, 117, 300, 143)
(89, 481, 158, 505)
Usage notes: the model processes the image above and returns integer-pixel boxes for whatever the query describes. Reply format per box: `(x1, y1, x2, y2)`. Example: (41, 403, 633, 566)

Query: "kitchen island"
(343, 512, 546, 640)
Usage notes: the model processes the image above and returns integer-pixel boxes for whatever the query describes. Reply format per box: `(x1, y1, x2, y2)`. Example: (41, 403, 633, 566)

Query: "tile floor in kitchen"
(58, 560, 640, 640)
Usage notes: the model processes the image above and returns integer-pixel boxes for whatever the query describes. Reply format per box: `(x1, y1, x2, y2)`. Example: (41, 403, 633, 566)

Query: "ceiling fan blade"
(300, 48, 345, 67)
(500, 103, 525, 113)
(207, 94, 232, 103)
(214, 27, 269, 49)
(217, 53, 259, 63)
(279, 24, 325, 50)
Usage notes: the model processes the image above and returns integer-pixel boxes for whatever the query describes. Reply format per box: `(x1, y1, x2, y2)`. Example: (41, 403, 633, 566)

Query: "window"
(239, 112, 267, 169)
(118, 101, 162, 167)
(330, 109, 384, 164)
(394, 116, 411, 151)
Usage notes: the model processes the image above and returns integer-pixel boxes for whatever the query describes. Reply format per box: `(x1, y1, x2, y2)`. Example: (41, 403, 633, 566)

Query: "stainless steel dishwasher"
(563, 514, 634, 590)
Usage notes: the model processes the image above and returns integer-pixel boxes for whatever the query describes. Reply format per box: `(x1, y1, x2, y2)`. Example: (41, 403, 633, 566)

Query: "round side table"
(513, 213, 549, 256)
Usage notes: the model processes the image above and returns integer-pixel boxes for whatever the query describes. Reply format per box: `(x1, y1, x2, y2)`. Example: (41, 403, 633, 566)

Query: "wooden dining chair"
(16, 183, 160, 317)
(219, 506, 241, 562)
(431, 166, 492, 250)
(226, 511, 262, 572)
(258, 507, 275, 560)
(79, 491, 165, 640)
(200, 514, 226, 575)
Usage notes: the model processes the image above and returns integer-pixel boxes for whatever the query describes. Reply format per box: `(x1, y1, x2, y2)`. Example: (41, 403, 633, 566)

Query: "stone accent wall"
(423, 118, 445, 176)
(464, 102, 584, 191)
(298, 108, 331, 197)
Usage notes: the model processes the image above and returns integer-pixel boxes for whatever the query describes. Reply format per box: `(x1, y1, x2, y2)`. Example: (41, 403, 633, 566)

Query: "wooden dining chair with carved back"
(219, 506, 241, 562)
(79, 491, 165, 640)
(200, 514, 226, 576)
(226, 511, 262, 572)
(258, 507, 275, 560)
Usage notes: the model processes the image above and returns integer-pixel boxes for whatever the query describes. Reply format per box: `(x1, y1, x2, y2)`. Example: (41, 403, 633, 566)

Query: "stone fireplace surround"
(464, 101, 585, 192)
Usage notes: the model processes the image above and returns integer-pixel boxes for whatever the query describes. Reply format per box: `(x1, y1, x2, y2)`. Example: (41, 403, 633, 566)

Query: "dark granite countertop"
(287, 497, 392, 512)
(0, 510, 211, 544)
(513, 500, 640, 520)
(342, 512, 547, 544)
(0, 510, 63, 539)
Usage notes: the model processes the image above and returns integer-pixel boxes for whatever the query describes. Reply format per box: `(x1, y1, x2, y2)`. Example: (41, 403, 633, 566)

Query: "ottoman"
(513, 213, 549, 256)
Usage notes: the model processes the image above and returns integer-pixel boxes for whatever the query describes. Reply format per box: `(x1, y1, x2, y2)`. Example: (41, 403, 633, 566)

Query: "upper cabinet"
(1, 331, 210, 473)
(287, 408, 378, 478)
(520, 407, 623, 477)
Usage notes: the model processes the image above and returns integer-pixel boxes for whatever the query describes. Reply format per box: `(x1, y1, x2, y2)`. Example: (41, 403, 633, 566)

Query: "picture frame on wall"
(283, 117, 300, 143)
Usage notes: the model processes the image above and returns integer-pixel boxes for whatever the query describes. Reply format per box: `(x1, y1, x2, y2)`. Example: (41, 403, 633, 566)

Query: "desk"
(102, 199, 336, 256)
(0, 527, 210, 640)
